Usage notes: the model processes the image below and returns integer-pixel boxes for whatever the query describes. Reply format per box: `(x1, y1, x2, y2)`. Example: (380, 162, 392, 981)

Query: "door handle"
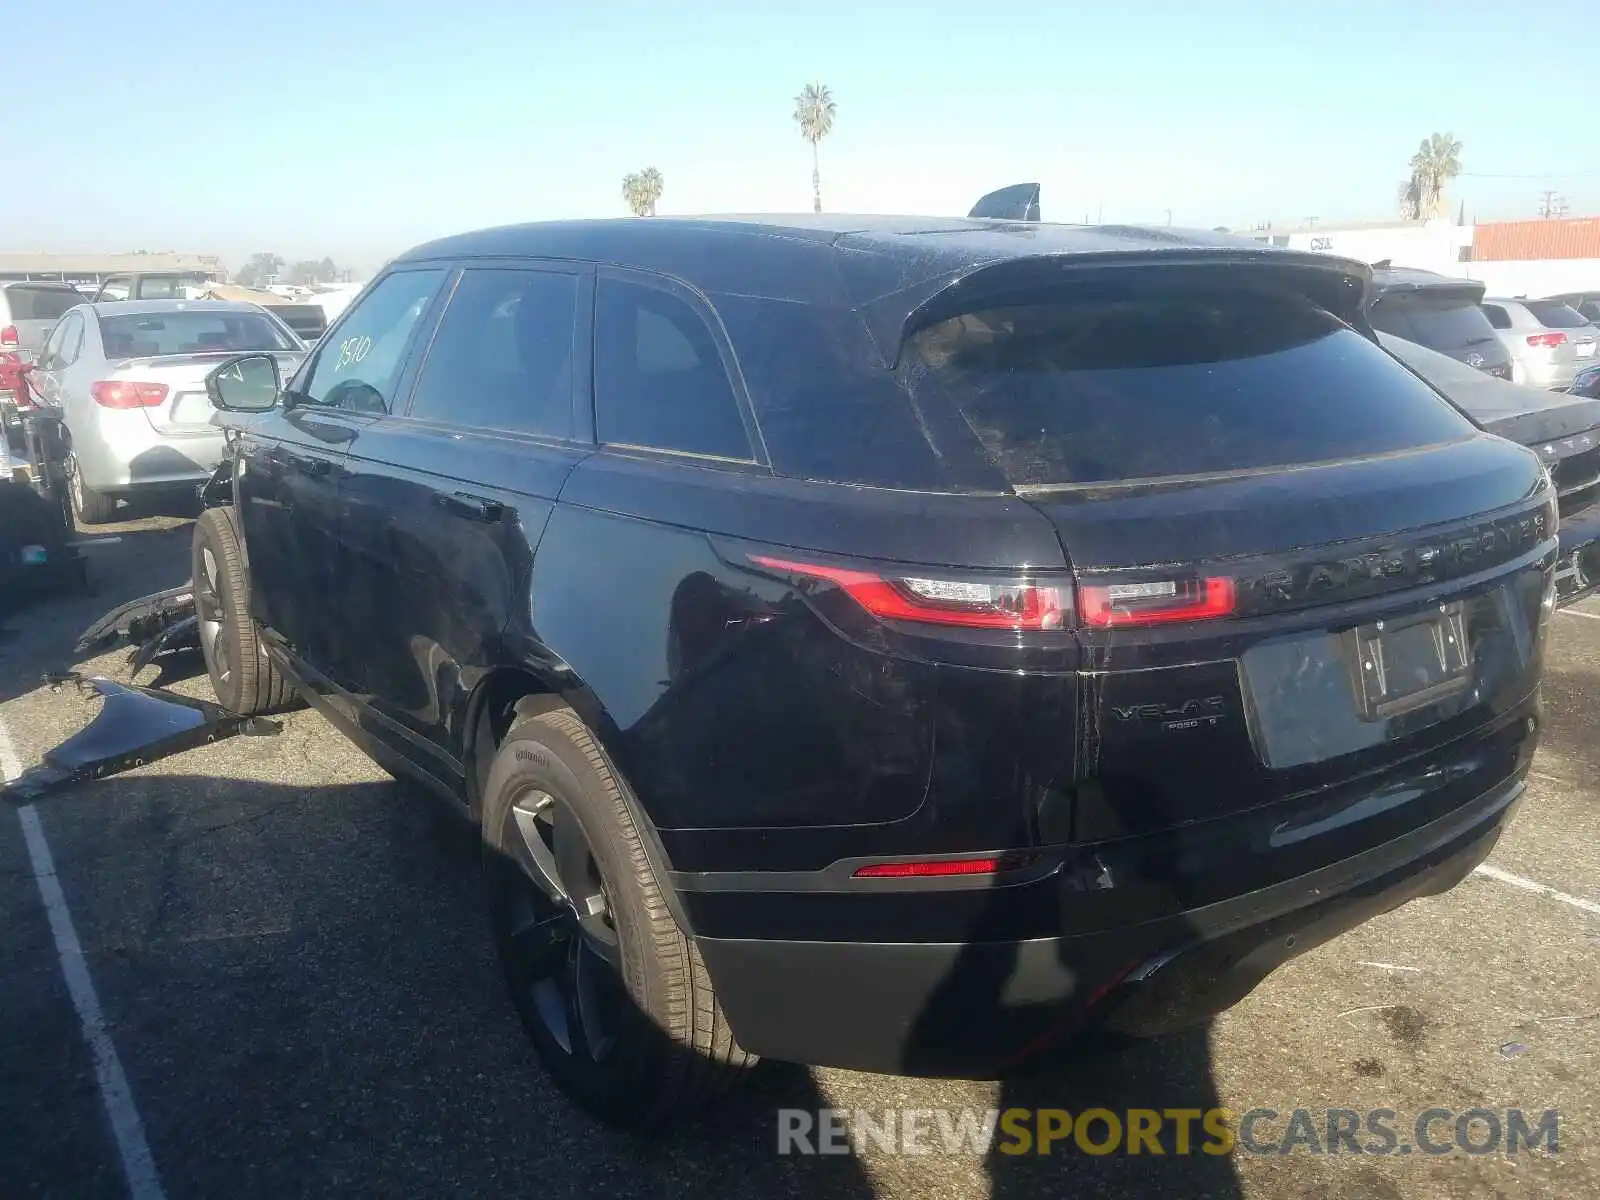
(443, 491, 505, 522)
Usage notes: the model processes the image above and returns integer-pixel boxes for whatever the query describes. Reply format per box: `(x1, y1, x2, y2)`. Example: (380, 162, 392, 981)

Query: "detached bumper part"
(1, 674, 278, 804)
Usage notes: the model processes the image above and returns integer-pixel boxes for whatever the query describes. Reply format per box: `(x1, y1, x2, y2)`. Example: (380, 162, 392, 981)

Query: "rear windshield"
(1524, 300, 1589, 329)
(720, 287, 1478, 489)
(1368, 293, 1502, 355)
(899, 290, 1476, 485)
(98, 310, 296, 357)
(4, 285, 81, 321)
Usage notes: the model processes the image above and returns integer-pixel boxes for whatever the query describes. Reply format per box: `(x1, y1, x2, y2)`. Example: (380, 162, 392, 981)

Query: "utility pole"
(1538, 190, 1569, 219)
(1165, 208, 1172, 227)
(1305, 216, 1318, 228)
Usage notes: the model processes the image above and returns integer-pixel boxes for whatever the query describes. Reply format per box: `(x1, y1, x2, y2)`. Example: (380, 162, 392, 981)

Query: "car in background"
(0, 282, 85, 445)
(93, 272, 329, 345)
(1547, 292, 1600, 324)
(1569, 361, 1600, 399)
(1482, 297, 1598, 390)
(1381, 331, 1600, 601)
(1365, 267, 1512, 380)
(26, 299, 306, 524)
(190, 216, 1553, 1126)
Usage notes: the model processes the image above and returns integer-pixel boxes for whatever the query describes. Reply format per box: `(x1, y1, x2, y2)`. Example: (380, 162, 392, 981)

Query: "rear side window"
(409, 268, 577, 438)
(1370, 293, 1501, 353)
(4, 285, 80, 321)
(1525, 300, 1588, 329)
(901, 289, 1476, 486)
(595, 277, 751, 460)
(1482, 304, 1511, 330)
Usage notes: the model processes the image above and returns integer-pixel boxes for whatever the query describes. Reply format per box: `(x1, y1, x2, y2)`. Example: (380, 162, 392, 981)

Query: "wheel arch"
(462, 662, 694, 934)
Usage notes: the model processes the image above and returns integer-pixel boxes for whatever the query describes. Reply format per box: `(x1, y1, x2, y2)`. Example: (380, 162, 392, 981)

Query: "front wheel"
(192, 507, 294, 714)
(482, 708, 755, 1128)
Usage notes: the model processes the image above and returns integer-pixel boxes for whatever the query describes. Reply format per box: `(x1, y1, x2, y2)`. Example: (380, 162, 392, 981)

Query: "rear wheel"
(68, 455, 117, 525)
(482, 708, 754, 1128)
(192, 506, 294, 715)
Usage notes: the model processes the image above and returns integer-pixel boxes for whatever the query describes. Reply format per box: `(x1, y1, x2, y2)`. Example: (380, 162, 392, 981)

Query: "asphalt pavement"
(1, 513, 1595, 1199)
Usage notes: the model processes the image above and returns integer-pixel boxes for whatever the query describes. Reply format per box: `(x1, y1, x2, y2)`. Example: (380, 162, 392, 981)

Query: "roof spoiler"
(968, 183, 1040, 222)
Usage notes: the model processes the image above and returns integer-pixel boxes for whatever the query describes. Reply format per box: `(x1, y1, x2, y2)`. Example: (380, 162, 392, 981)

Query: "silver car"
(28, 299, 306, 524)
(1481, 297, 1599, 390)
(0, 281, 83, 442)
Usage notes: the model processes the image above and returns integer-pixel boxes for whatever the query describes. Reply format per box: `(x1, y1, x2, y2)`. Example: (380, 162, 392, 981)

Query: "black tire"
(482, 707, 755, 1128)
(68, 456, 117, 525)
(192, 506, 294, 715)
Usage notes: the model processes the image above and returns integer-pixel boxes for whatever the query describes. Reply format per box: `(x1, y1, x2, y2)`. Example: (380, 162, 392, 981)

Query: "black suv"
(197, 217, 1554, 1127)
(1367, 266, 1513, 379)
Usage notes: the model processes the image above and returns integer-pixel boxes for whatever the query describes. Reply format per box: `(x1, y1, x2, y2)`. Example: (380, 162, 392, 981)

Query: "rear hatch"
(1368, 274, 1512, 379)
(2, 284, 82, 357)
(897, 266, 1553, 839)
(1522, 299, 1597, 368)
(96, 307, 305, 434)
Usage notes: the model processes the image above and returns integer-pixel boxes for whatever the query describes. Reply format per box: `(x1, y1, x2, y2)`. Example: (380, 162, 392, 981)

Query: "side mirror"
(205, 354, 280, 412)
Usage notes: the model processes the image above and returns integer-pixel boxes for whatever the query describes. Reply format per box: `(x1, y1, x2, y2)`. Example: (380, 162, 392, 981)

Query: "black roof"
(397, 215, 1374, 359)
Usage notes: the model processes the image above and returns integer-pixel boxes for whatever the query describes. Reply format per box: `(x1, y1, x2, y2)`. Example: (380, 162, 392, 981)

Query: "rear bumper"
(71, 411, 224, 491)
(697, 751, 1528, 1076)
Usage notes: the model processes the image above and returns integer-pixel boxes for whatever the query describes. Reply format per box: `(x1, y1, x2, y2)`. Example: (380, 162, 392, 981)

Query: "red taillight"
(0, 326, 16, 347)
(853, 857, 1002, 879)
(90, 380, 169, 408)
(1078, 577, 1236, 628)
(748, 554, 1070, 630)
(1528, 332, 1569, 349)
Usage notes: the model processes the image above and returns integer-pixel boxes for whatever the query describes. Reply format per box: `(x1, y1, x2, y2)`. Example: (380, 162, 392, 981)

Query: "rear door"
(234, 267, 448, 689)
(897, 277, 1552, 840)
(337, 260, 591, 786)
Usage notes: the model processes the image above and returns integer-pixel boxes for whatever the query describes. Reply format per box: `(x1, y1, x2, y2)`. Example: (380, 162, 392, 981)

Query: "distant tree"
(234, 252, 284, 288)
(793, 82, 837, 214)
(621, 166, 665, 216)
(1398, 133, 1462, 220)
(288, 260, 323, 285)
(318, 256, 336, 280)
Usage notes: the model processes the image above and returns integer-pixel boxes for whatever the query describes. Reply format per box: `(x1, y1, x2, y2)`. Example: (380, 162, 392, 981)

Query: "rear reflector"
(853, 857, 1001, 879)
(749, 554, 1069, 630)
(91, 380, 169, 409)
(1528, 332, 1569, 349)
(1078, 577, 1235, 627)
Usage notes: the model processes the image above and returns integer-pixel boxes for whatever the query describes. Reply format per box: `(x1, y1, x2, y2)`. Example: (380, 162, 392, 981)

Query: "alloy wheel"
(195, 545, 232, 688)
(497, 789, 625, 1061)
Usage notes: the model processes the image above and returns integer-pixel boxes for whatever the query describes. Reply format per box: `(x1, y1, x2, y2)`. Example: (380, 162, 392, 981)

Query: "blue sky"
(8, 0, 1597, 273)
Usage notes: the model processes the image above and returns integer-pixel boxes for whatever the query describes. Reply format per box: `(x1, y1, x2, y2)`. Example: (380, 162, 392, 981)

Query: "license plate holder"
(1579, 343, 1596, 358)
(1347, 603, 1472, 720)
(169, 391, 213, 424)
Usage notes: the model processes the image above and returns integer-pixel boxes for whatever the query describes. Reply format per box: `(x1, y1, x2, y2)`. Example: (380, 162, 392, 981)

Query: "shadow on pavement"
(5, 775, 878, 1199)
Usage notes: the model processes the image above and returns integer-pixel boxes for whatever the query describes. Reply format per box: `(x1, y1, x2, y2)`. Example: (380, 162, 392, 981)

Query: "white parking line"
(0, 721, 166, 1200)
(1474, 862, 1600, 917)
(1559, 607, 1600, 621)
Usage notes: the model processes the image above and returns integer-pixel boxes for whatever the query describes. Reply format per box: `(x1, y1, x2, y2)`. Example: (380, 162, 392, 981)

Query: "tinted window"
(1370, 294, 1502, 354)
(97, 278, 131, 302)
(300, 270, 445, 413)
(1525, 300, 1588, 329)
(4, 285, 80, 321)
(1482, 304, 1511, 330)
(595, 277, 750, 459)
(136, 277, 191, 299)
(98, 310, 295, 357)
(409, 268, 577, 437)
(901, 289, 1475, 485)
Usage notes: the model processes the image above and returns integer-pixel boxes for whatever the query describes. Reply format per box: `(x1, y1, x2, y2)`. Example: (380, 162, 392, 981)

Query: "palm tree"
(1398, 133, 1462, 220)
(793, 82, 836, 214)
(621, 167, 664, 216)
